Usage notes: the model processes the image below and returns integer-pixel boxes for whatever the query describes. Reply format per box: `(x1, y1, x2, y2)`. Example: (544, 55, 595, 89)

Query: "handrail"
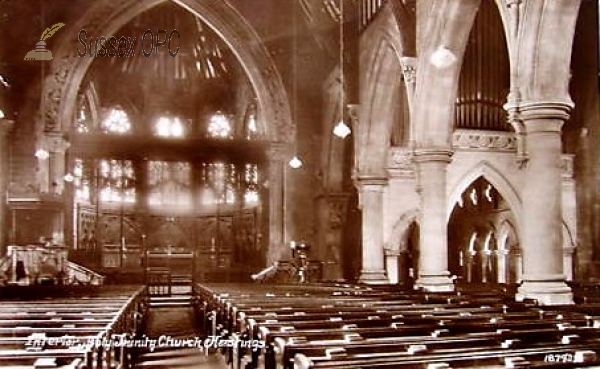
(66, 261, 105, 286)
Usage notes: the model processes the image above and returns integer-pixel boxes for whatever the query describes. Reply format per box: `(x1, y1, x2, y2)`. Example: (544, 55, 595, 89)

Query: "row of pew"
(194, 283, 600, 369)
(0, 285, 147, 368)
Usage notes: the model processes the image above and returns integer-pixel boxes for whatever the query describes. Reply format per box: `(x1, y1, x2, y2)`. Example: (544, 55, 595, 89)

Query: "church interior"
(0, 0, 599, 368)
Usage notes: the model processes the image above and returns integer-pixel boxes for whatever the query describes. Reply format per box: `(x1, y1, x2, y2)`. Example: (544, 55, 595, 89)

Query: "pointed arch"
(498, 219, 518, 251)
(43, 0, 292, 143)
(516, 0, 582, 103)
(356, 5, 405, 175)
(492, 0, 517, 70)
(386, 208, 419, 252)
(412, 0, 481, 148)
(80, 82, 100, 126)
(447, 161, 522, 234)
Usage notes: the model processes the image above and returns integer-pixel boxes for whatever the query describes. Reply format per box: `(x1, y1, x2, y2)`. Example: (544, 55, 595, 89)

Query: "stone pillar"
(316, 193, 349, 281)
(384, 248, 400, 284)
(37, 132, 69, 195)
(513, 248, 523, 283)
(516, 102, 573, 305)
(562, 245, 575, 282)
(0, 118, 14, 255)
(265, 145, 287, 266)
(356, 175, 388, 284)
(413, 150, 454, 292)
(560, 154, 577, 281)
(496, 249, 509, 284)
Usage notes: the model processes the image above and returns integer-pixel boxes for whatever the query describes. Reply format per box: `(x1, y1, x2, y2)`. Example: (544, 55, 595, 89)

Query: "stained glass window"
(243, 102, 259, 140)
(75, 95, 91, 134)
(244, 163, 260, 204)
(204, 162, 236, 204)
(99, 159, 136, 202)
(198, 162, 259, 206)
(148, 161, 192, 206)
(101, 107, 131, 134)
(154, 116, 187, 138)
(73, 158, 92, 203)
(207, 111, 232, 138)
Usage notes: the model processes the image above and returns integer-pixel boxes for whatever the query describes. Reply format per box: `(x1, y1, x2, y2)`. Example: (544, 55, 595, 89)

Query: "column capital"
(316, 191, 351, 202)
(355, 174, 388, 188)
(42, 131, 70, 153)
(413, 148, 453, 163)
(400, 56, 417, 84)
(384, 248, 401, 257)
(519, 100, 573, 122)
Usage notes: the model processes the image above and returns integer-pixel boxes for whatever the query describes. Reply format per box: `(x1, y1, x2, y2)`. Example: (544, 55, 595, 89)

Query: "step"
(149, 296, 194, 308)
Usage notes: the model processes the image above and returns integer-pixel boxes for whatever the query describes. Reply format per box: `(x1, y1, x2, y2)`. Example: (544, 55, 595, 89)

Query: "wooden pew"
(0, 285, 147, 368)
(195, 282, 600, 369)
(293, 342, 600, 368)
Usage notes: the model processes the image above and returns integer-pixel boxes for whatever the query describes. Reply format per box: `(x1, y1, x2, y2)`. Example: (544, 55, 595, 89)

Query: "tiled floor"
(134, 306, 229, 369)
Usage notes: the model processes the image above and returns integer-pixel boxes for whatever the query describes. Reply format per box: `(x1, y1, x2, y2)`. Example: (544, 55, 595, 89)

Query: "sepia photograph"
(0, 0, 599, 367)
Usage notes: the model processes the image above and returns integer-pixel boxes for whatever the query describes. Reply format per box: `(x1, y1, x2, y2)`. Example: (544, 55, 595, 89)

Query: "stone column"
(400, 57, 417, 145)
(384, 248, 400, 284)
(513, 248, 523, 283)
(562, 245, 575, 282)
(356, 175, 388, 284)
(516, 102, 573, 305)
(316, 193, 349, 281)
(38, 132, 69, 195)
(496, 249, 509, 284)
(265, 145, 288, 266)
(0, 118, 14, 255)
(413, 150, 454, 292)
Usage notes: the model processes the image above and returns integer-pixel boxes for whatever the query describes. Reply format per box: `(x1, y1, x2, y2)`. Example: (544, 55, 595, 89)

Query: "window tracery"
(100, 107, 131, 134)
(148, 161, 192, 206)
(154, 116, 187, 138)
(207, 111, 232, 138)
(98, 159, 136, 203)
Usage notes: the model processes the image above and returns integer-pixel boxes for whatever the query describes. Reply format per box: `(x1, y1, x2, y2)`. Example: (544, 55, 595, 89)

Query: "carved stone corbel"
(504, 90, 528, 168)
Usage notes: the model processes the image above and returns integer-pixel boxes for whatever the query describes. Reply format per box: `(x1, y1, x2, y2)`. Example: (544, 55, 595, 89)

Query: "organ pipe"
(455, 0, 510, 131)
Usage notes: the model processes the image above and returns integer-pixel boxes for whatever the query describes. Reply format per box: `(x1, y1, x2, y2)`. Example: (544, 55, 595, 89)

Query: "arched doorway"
(386, 212, 420, 288)
(448, 176, 519, 286)
(398, 221, 419, 288)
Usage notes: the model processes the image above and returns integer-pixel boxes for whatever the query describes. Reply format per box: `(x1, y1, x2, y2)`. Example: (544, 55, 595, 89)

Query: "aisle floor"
(134, 306, 229, 369)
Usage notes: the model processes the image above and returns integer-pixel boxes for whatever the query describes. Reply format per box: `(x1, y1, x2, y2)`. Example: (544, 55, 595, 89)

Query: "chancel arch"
(43, 0, 292, 142)
(53, 0, 287, 280)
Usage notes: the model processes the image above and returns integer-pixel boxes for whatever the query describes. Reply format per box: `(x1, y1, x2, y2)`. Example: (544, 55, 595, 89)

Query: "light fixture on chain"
(333, 0, 351, 139)
(430, 45, 457, 69)
(63, 173, 75, 183)
(35, 149, 49, 160)
(289, 0, 303, 169)
(288, 155, 303, 169)
(0, 74, 7, 121)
